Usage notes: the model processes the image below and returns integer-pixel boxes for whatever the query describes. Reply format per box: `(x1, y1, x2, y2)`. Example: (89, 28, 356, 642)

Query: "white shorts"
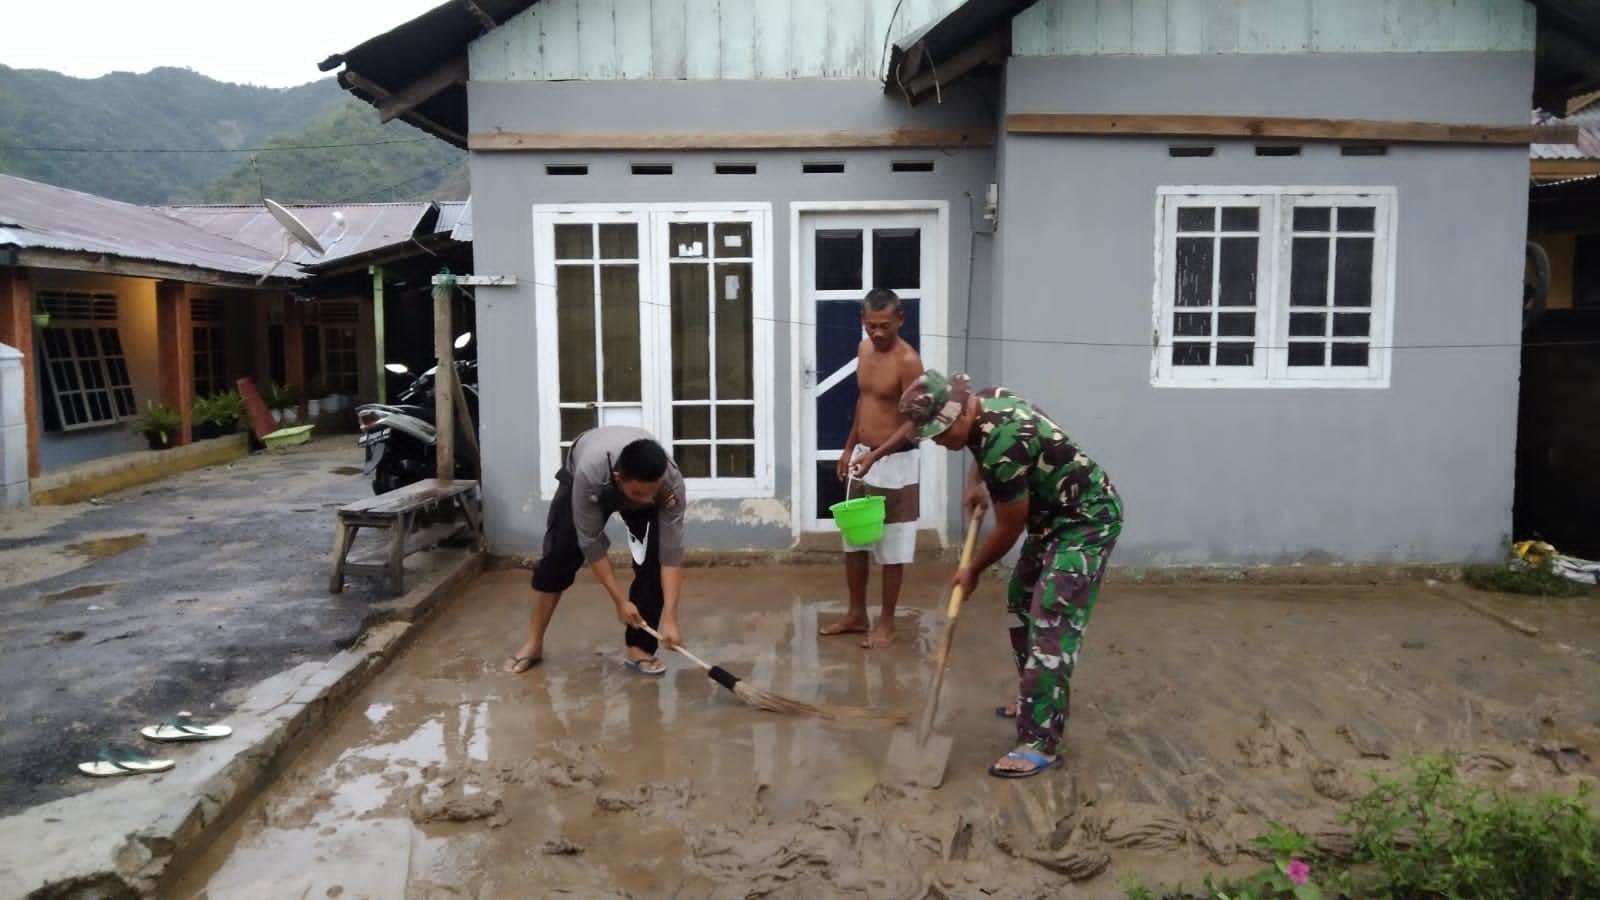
(841, 445, 920, 565)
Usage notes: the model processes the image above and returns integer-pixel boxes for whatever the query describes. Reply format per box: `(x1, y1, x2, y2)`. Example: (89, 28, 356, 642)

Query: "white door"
(797, 209, 945, 535)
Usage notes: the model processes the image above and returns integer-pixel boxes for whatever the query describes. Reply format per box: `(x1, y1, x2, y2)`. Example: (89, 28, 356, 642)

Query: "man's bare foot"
(860, 626, 897, 649)
(996, 702, 1019, 719)
(820, 615, 870, 636)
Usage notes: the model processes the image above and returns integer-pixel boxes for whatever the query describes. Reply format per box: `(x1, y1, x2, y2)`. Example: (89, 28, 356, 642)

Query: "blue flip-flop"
(623, 657, 666, 677)
(988, 749, 1063, 779)
(995, 705, 1018, 719)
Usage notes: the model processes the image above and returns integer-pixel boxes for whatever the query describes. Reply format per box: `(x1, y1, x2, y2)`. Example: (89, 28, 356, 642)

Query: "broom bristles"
(731, 680, 907, 722)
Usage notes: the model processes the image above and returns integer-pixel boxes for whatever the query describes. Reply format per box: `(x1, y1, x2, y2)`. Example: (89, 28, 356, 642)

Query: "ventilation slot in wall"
(892, 160, 936, 173)
(1168, 146, 1215, 158)
(1255, 145, 1302, 157)
(545, 164, 588, 176)
(802, 162, 846, 174)
(1341, 145, 1388, 157)
(631, 163, 673, 176)
(715, 163, 758, 175)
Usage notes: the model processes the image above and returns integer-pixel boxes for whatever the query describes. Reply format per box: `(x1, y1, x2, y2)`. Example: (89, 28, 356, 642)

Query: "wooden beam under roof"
(341, 71, 467, 146)
(1007, 114, 1579, 146)
(469, 127, 996, 151)
(375, 56, 469, 124)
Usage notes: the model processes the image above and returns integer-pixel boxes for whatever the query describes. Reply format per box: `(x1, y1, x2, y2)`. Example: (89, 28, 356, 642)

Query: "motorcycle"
(356, 332, 480, 495)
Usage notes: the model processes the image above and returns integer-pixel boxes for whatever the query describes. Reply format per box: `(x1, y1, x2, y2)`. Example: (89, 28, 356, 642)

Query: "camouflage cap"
(899, 369, 972, 441)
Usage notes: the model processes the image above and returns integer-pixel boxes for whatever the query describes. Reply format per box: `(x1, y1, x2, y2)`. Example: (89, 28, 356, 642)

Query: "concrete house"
(325, 0, 1595, 564)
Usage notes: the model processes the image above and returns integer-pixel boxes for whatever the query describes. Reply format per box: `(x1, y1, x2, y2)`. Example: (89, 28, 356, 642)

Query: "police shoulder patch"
(663, 489, 679, 509)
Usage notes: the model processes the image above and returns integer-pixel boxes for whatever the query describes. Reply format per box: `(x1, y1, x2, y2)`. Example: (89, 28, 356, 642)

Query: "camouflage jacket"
(969, 387, 1121, 537)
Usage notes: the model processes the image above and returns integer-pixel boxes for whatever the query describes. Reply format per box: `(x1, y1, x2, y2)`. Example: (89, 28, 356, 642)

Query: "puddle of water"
(330, 467, 364, 476)
(63, 534, 146, 561)
(40, 583, 117, 605)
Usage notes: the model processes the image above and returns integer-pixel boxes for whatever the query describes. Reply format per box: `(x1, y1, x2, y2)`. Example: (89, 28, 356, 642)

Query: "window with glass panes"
(1153, 187, 1395, 388)
(192, 298, 228, 396)
(34, 290, 136, 430)
(534, 205, 772, 497)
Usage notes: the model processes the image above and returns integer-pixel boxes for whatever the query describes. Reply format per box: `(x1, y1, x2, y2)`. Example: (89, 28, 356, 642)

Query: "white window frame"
(533, 203, 775, 500)
(1151, 186, 1398, 389)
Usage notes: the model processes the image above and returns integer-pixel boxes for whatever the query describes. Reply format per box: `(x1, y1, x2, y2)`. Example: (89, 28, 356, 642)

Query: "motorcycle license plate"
(357, 427, 391, 447)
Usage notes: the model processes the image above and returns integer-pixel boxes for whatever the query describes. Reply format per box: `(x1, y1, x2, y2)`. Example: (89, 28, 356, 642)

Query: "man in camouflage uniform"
(899, 370, 1123, 778)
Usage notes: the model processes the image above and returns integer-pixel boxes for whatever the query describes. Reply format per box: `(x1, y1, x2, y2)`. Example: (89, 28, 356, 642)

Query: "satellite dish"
(256, 200, 350, 284)
(267, 199, 326, 256)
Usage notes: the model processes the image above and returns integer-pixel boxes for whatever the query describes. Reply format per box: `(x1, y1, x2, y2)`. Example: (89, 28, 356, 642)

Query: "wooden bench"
(329, 478, 482, 595)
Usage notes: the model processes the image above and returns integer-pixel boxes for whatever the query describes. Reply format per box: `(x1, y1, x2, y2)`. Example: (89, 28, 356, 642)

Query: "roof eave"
(884, 0, 1041, 106)
(12, 248, 301, 289)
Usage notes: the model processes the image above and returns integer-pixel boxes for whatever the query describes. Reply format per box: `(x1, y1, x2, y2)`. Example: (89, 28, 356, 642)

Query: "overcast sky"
(1, 0, 444, 88)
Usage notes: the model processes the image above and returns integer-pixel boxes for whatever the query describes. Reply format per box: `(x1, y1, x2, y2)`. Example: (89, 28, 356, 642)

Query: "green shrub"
(1462, 560, 1592, 597)
(134, 400, 182, 443)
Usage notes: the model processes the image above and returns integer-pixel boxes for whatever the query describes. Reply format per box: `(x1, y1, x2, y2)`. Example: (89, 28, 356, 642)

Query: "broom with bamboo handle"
(639, 624, 906, 721)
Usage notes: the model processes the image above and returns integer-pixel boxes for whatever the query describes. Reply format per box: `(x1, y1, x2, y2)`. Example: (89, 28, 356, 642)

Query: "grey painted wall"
(994, 53, 1533, 563)
(466, 79, 997, 556)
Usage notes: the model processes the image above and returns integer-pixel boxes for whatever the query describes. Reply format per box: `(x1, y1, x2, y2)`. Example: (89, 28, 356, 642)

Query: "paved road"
(0, 437, 402, 814)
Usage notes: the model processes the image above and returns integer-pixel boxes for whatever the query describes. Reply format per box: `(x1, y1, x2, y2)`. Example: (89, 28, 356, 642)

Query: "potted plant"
(135, 400, 182, 451)
(305, 375, 330, 419)
(191, 394, 221, 440)
(262, 381, 302, 425)
(211, 390, 246, 435)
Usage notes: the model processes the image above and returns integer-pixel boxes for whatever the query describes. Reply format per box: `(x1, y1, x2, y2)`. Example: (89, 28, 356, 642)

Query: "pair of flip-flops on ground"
(77, 713, 233, 778)
(988, 704, 1063, 779)
(506, 655, 666, 676)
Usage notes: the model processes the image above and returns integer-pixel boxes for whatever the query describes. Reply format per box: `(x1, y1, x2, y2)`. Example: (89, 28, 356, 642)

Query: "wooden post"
(433, 279, 455, 484)
(370, 265, 387, 404)
(155, 281, 194, 445)
(282, 295, 307, 420)
(0, 268, 40, 478)
(450, 374, 479, 469)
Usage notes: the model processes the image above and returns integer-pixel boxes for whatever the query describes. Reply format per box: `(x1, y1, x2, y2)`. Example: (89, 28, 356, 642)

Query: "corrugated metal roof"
(435, 200, 469, 239)
(1532, 105, 1600, 158)
(159, 202, 440, 267)
(0, 173, 287, 278)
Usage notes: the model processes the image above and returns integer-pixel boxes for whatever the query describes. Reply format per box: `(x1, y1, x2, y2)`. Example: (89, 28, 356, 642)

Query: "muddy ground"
(165, 565, 1600, 898)
(0, 438, 411, 814)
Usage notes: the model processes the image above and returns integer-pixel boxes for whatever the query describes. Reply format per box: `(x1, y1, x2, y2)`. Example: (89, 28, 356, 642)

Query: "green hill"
(201, 99, 467, 204)
(0, 65, 465, 205)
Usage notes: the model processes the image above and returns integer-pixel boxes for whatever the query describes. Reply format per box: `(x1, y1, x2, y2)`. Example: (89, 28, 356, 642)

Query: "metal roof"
(1532, 104, 1600, 158)
(318, 0, 538, 148)
(159, 202, 442, 268)
(0, 173, 288, 281)
(435, 200, 470, 240)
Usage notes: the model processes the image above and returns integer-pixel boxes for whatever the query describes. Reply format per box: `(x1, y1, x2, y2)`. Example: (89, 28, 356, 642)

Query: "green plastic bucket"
(830, 495, 886, 546)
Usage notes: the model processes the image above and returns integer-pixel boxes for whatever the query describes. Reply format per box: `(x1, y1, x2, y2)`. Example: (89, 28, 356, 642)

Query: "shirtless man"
(820, 288, 925, 648)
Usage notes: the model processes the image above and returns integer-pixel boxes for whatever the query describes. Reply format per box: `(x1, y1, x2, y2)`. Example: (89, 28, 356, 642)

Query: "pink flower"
(1286, 860, 1311, 885)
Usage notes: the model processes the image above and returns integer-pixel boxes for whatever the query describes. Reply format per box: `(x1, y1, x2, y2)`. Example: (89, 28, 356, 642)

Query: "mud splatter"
(541, 839, 585, 855)
(39, 583, 117, 605)
(63, 534, 146, 561)
(409, 790, 507, 827)
(330, 467, 364, 476)
(596, 781, 693, 814)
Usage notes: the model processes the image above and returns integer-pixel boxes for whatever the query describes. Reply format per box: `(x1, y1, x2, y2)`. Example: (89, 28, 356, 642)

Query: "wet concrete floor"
(166, 567, 1600, 899)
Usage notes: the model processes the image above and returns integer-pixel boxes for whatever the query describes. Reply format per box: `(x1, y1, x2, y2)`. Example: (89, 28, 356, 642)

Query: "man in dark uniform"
(506, 427, 687, 675)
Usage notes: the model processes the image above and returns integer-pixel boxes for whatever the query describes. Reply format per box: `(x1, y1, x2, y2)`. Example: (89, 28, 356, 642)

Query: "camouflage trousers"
(1006, 515, 1121, 756)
